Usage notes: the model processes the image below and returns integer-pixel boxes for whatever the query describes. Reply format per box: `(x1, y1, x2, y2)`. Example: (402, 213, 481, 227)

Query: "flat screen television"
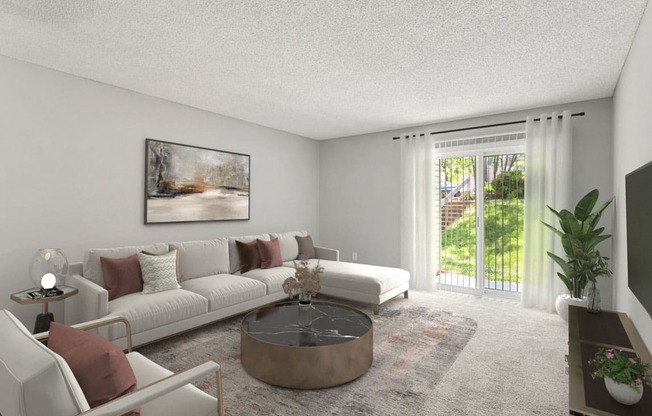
(626, 160, 652, 319)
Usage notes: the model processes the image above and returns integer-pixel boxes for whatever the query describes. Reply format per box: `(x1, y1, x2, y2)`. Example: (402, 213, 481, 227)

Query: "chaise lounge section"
(64, 231, 409, 348)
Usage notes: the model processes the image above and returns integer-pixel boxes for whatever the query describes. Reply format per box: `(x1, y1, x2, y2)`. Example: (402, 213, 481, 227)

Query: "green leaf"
(574, 189, 599, 221)
(541, 221, 564, 238)
(557, 272, 573, 293)
(559, 210, 581, 235)
(586, 234, 612, 251)
(593, 196, 615, 217)
(547, 251, 574, 278)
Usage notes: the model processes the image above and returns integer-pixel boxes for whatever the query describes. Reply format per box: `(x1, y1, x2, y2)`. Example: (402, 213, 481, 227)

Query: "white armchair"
(0, 309, 224, 416)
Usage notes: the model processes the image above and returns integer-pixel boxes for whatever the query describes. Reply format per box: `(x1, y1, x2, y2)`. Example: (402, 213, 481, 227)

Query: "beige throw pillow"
(138, 250, 181, 294)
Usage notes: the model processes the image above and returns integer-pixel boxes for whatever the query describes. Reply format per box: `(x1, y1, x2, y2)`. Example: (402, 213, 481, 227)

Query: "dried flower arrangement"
(282, 259, 323, 299)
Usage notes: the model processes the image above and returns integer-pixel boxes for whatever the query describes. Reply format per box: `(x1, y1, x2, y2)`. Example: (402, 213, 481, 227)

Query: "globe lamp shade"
(29, 248, 68, 290)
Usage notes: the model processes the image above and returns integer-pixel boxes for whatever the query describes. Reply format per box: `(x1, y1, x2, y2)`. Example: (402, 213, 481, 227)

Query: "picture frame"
(145, 139, 250, 223)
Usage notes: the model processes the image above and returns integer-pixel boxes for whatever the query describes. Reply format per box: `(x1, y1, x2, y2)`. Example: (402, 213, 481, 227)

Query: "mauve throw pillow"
(236, 240, 261, 273)
(100, 255, 143, 301)
(256, 238, 283, 269)
(295, 235, 316, 260)
(48, 322, 139, 414)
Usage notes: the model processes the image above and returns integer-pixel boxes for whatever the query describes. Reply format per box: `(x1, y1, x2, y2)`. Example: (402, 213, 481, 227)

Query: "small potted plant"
(542, 189, 614, 320)
(588, 347, 652, 405)
(282, 259, 323, 304)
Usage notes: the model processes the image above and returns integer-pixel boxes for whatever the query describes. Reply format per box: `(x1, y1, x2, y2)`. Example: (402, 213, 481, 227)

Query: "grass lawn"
(440, 198, 524, 284)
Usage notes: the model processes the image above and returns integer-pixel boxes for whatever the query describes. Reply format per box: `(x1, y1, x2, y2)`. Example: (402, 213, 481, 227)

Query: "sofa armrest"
(315, 246, 339, 261)
(64, 274, 109, 325)
(80, 361, 223, 416)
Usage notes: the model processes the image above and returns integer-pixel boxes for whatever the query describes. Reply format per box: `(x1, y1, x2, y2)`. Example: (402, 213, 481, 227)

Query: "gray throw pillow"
(296, 235, 316, 260)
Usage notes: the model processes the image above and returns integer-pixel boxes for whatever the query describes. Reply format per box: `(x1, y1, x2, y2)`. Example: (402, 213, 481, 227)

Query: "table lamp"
(29, 248, 68, 291)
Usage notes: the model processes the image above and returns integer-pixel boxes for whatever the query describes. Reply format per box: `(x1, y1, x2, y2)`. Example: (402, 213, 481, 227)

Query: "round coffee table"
(240, 301, 373, 389)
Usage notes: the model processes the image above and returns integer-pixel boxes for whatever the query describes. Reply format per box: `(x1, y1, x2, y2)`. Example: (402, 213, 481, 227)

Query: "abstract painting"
(145, 139, 250, 223)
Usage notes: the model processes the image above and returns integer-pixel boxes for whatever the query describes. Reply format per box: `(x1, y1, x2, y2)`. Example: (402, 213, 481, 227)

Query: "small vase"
(298, 293, 312, 327)
(587, 283, 601, 314)
(299, 293, 312, 305)
(604, 377, 643, 405)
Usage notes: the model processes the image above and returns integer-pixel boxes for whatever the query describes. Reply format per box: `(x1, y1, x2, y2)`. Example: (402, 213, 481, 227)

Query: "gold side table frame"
(10, 285, 78, 332)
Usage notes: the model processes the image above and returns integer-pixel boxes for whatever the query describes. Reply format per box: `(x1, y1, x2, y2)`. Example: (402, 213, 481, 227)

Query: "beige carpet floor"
(137, 290, 568, 415)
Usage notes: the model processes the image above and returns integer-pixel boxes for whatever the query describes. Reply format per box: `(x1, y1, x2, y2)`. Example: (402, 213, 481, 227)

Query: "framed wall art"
(145, 139, 250, 223)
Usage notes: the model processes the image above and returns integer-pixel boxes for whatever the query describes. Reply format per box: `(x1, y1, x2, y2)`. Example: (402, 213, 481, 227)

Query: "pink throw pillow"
(256, 238, 283, 269)
(101, 255, 143, 301)
(48, 322, 139, 413)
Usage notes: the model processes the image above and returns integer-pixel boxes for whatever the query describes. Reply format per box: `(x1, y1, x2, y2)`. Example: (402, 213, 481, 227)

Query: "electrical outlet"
(352, 252, 358, 262)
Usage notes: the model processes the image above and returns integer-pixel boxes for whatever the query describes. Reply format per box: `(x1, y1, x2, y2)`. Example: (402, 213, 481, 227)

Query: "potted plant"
(542, 189, 614, 320)
(589, 348, 652, 405)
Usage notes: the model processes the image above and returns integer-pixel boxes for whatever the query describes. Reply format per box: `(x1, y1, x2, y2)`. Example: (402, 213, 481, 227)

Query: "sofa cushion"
(296, 235, 316, 260)
(228, 234, 270, 274)
(269, 230, 308, 262)
(235, 240, 260, 273)
(84, 243, 169, 288)
(257, 238, 283, 269)
(283, 259, 410, 296)
(169, 238, 229, 281)
(101, 254, 143, 301)
(139, 250, 182, 294)
(0, 310, 90, 416)
(181, 274, 267, 311)
(48, 322, 138, 411)
(107, 289, 208, 340)
(242, 266, 295, 294)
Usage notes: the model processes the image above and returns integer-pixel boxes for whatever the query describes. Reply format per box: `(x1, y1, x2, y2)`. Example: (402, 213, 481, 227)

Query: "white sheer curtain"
(399, 132, 437, 290)
(522, 111, 572, 311)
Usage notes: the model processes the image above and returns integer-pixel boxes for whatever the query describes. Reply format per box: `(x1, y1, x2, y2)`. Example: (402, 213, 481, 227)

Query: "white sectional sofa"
(64, 231, 410, 349)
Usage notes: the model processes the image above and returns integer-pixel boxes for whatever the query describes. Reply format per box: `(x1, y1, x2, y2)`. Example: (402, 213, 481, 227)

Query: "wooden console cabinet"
(568, 305, 652, 415)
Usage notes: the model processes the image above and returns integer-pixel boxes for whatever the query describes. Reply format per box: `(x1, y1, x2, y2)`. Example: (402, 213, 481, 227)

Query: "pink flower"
(635, 378, 643, 385)
(629, 358, 637, 365)
(606, 352, 614, 359)
(607, 348, 614, 353)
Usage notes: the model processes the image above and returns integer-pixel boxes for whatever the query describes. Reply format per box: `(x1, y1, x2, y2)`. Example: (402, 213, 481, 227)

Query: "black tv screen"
(626, 161, 652, 319)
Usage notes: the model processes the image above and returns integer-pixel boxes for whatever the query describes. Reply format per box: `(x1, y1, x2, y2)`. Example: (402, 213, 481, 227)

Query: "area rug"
(136, 297, 477, 415)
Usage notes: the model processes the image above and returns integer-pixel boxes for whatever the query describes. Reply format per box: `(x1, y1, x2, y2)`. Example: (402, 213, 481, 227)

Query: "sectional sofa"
(64, 231, 410, 349)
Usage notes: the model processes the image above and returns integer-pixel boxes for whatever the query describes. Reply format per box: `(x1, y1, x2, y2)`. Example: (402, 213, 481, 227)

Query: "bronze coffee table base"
(240, 301, 373, 389)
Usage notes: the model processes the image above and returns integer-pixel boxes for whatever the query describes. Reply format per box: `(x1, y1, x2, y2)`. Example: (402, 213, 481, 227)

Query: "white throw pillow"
(138, 250, 182, 294)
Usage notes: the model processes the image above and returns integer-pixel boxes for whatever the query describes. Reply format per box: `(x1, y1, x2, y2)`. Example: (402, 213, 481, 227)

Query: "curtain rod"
(392, 111, 585, 140)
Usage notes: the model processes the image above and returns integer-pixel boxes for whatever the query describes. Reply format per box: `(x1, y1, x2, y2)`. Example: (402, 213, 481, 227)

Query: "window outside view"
(437, 153, 525, 294)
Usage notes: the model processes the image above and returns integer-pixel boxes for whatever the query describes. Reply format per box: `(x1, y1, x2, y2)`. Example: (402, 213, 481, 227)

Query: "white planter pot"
(605, 377, 643, 405)
(555, 294, 587, 322)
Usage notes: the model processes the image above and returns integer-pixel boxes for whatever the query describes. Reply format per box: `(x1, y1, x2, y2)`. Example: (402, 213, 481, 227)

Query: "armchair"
(0, 309, 224, 416)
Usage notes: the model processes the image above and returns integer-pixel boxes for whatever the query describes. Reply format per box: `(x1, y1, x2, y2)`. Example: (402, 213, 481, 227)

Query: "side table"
(10, 285, 78, 333)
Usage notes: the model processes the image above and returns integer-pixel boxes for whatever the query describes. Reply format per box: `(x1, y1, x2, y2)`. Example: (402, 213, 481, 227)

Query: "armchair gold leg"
(216, 368, 224, 416)
(373, 305, 380, 315)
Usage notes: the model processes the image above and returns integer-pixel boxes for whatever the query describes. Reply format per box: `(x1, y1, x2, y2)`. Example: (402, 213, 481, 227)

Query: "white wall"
(613, 3, 652, 347)
(0, 55, 319, 327)
(320, 98, 614, 307)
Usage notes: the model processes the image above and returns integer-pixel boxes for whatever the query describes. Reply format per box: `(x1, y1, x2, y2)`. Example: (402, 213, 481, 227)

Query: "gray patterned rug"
(137, 296, 477, 415)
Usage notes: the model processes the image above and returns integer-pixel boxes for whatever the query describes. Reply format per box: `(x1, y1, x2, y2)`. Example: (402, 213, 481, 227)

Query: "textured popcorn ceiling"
(0, 1, 648, 139)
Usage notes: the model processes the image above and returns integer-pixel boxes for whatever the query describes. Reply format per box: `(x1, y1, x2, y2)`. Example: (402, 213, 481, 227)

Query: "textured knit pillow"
(48, 322, 138, 413)
(295, 235, 316, 260)
(256, 238, 283, 269)
(236, 240, 261, 273)
(100, 255, 143, 301)
(138, 250, 181, 294)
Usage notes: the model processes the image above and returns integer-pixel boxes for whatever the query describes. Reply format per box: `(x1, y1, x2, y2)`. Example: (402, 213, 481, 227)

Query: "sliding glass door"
(436, 150, 524, 298)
